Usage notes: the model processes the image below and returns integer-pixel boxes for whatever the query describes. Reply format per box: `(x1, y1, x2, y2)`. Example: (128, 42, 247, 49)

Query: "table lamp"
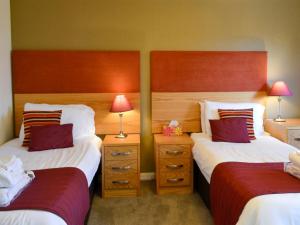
(110, 94, 133, 138)
(269, 81, 292, 122)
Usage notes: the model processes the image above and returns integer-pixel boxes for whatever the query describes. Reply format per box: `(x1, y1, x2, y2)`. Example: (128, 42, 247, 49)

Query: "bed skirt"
(194, 160, 211, 210)
(85, 162, 101, 225)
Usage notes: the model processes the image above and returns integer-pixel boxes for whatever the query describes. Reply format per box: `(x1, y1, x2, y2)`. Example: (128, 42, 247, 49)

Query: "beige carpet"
(88, 181, 213, 225)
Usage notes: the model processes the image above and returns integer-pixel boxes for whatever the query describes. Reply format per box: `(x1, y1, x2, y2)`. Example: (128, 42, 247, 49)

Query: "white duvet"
(0, 135, 101, 225)
(192, 133, 300, 225)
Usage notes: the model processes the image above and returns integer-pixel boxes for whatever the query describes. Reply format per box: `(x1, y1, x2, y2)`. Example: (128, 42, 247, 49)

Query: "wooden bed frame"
(152, 91, 266, 133)
(151, 51, 268, 207)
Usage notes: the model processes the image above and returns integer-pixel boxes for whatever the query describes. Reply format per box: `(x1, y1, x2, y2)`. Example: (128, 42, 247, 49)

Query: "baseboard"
(140, 172, 155, 181)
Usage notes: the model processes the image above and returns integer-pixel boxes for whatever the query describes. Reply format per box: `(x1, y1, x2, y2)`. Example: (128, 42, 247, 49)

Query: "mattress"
(191, 133, 295, 182)
(0, 135, 101, 225)
(191, 133, 300, 225)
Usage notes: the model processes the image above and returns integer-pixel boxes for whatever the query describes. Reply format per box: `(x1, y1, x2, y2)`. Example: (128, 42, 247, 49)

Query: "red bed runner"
(0, 167, 90, 225)
(210, 162, 300, 225)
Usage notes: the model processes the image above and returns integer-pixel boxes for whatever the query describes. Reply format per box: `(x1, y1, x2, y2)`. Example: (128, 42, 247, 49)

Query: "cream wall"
(0, 0, 13, 144)
(11, 0, 300, 172)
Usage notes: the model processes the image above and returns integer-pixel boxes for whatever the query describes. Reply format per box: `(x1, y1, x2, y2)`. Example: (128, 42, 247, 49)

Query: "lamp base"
(274, 117, 286, 122)
(115, 131, 128, 138)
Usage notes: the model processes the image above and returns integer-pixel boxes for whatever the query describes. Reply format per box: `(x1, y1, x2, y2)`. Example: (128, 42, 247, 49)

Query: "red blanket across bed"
(0, 167, 90, 225)
(210, 162, 300, 225)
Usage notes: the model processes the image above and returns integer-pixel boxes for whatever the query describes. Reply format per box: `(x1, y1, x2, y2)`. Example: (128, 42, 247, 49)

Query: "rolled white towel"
(0, 171, 35, 207)
(289, 151, 300, 168)
(285, 162, 300, 180)
(0, 155, 23, 173)
(0, 168, 27, 188)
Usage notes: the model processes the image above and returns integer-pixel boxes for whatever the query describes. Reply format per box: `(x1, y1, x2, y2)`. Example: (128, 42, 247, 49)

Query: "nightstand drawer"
(105, 146, 138, 160)
(159, 158, 190, 173)
(105, 159, 137, 175)
(159, 145, 190, 158)
(288, 130, 300, 149)
(105, 174, 138, 190)
(159, 172, 191, 187)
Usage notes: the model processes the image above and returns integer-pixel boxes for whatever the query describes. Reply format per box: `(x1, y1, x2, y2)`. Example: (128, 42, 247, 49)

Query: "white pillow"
(204, 100, 265, 137)
(19, 103, 95, 141)
(19, 124, 25, 143)
(199, 102, 206, 133)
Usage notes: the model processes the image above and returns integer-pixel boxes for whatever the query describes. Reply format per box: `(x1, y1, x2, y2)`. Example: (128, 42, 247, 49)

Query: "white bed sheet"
(191, 133, 300, 225)
(0, 135, 101, 225)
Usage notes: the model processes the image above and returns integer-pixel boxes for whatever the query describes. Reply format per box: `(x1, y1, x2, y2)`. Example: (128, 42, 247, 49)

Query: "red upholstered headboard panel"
(12, 50, 140, 135)
(151, 51, 267, 92)
(13, 50, 140, 93)
(151, 51, 268, 133)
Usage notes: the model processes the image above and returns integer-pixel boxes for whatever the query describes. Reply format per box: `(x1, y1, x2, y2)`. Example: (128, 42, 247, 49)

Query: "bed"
(0, 50, 141, 225)
(192, 133, 300, 225)
(0, 135, 101, 187)
(193, 99, 300, 225)
(192, 100, 300, 225)
(0, 135, 101, 225)
(191, 99, 300, 225)
(150, 51, 300, 225)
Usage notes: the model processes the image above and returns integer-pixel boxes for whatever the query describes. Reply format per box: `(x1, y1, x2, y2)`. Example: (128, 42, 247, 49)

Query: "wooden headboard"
(151, 51, 267, 133)
(12, 50, 140, 136)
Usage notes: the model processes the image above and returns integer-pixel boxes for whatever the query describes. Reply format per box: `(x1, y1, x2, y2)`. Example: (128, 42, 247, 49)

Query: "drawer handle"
(167, 178, 184, 183)
(111, 151, 131, 156)
(112, 180, 129, 184)
(294, 138, 300, 141)
(166, 164, 184, 169)
(111, 166, 131, 171)
(166, 150, 184, 155)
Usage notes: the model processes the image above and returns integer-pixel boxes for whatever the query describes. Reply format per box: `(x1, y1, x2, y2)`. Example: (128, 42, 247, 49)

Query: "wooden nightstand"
(265, 119, 300, 149)
(154, 133, 194, 195)
(101, 134, 140, 198)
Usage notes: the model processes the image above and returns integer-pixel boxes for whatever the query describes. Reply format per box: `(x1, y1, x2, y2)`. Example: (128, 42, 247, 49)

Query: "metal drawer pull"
(294, 138, 300, 141)
(111, 151, 131, 156)
(112, 180, 129, 184)
(166, 164, 183, 169)
(111, 166, 131, 171)
(167, 178, 184, 183)
(166, 150, 184, 155)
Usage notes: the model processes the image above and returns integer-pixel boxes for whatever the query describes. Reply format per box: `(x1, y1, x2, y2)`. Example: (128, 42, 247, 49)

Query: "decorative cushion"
(22, 110, 62, 146)
(218, 108, 255, 140)
(28, 124, 73, 151)
(209, 118, 250, 143)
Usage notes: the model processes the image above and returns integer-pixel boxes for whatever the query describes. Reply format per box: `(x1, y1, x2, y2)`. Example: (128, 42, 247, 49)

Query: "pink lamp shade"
(110, 95, 133, 113)
(269, 81, 292, 96)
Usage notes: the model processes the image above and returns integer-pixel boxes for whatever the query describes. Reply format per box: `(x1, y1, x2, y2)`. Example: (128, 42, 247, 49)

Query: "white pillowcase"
(19, 103, 96, 141)
(199, 102, 206, 133)
(204, 100, 265, 137)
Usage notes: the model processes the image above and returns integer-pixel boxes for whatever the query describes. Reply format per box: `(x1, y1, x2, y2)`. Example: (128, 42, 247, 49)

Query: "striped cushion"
(218, 108, 255, 140)
(22, 110, 62, 147)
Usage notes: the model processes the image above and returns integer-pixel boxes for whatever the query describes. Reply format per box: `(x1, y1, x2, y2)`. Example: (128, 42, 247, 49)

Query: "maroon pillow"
(28, 124, 74, 151)
(209, 118, 250, 143)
